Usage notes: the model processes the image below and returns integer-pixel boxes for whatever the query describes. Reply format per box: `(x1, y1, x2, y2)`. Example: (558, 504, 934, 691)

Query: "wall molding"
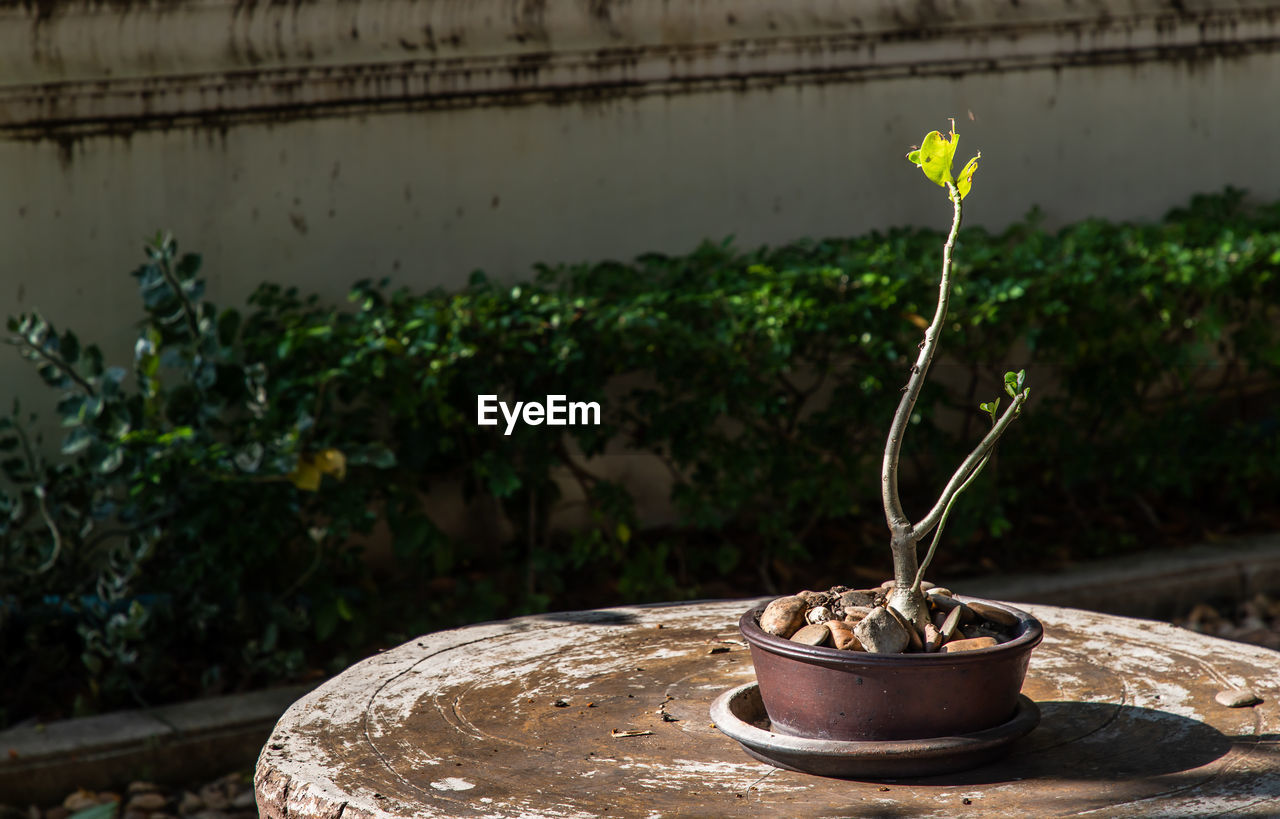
(3, 0, 1280, 138)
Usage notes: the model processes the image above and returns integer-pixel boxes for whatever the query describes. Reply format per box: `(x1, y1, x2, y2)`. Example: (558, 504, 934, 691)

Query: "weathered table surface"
(255, 598, 1280, 817)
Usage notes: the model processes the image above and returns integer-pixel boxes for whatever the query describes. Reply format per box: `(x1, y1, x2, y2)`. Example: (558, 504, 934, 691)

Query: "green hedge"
(2, 189, 1279, 726)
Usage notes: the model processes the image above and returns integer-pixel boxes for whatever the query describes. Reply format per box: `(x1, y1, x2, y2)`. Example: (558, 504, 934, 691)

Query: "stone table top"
(255, 598, 1280, 817)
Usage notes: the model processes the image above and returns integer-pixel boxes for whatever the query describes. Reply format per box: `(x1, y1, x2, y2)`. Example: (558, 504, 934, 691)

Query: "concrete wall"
(2, 0, 1279, 517)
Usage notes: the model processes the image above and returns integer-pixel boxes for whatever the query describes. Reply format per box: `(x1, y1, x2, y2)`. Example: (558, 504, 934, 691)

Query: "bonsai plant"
(883, 123, 1031, 633)
(713, 120, 1043, 776)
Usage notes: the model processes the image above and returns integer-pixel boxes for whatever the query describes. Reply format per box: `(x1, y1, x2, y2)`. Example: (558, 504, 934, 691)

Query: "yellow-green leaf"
(909, 129, 957, 187)
(616, 522, 631, 545)
(315, 448, 347, 479)
(289, 462, 322, 491)
(956, 152, 980, 199)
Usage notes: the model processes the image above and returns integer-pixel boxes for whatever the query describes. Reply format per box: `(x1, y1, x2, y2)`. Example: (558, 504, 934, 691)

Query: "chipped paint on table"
(255, 599, 1280, 817)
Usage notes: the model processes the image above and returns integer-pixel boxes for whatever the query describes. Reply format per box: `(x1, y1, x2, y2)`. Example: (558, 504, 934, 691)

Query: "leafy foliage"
(3, 190, 1280, 726)
(0, 234, 393, 725)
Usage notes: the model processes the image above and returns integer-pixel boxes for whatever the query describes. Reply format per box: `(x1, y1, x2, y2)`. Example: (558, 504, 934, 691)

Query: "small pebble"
(827, 620, 862, 651)
(1215, 688, 1261, 708)
(790, 623, 832, 646)
(126, 793, 168, 812)
(838, 590, 876, 609)
(939, 606, 963, 641)
(883, 606, 922, 651)
(843, 606, 875, 623)
(62, 793, 100, 813)
(760, 596, 807, 638)
(796, 590, 829, 607)
(967, 601, 1019, 628)
(929, 594, 965, 614)
(198, 786, 229, 812)
(940, 636, 998, 653)
(853, 607, 909, 654)
(806, 606, 833, 625)
(178, 793, 204, 815)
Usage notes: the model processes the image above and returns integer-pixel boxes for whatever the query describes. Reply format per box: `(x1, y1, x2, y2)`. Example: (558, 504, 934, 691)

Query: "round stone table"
(255, 598, 1280, 817)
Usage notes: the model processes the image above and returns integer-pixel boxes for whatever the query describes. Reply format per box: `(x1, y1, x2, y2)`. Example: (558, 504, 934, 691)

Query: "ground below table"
(255, 598, 1280, 817)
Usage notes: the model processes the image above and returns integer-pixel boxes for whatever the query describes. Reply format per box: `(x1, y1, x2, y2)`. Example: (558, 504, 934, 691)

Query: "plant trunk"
(888, 531, 929, 629)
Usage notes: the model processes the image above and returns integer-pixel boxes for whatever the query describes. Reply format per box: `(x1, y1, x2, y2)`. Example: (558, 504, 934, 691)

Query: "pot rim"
(741, 594, 1043, 666)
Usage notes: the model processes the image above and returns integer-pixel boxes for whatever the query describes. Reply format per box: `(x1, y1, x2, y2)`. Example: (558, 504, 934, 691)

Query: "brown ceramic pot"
(740, 596, 1042, 741)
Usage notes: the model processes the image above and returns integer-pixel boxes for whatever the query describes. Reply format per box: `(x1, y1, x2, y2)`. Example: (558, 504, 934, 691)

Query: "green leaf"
(956, 152, 980, 200)
(62, 427, 93, 455)
(1004, 372, 1018, 397)
(95, 447, 125, 475)
(909, 129, 957, 187)
(907, 123, 979, 199)
(336, 596, 355, 621)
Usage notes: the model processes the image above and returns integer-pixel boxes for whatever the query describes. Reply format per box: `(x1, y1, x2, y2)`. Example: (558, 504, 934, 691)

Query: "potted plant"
(712, 121, 1043, 777)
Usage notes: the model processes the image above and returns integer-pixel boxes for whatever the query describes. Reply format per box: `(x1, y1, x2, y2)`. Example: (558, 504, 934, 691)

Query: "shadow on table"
(531, 599, 754, 626)
(879, 701, 1244, 786)
(531, 610, 640, 626)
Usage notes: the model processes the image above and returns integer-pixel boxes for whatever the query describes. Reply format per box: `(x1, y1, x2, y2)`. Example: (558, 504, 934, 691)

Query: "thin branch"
(277, 532, 325, 602)
(6, 337, 97, 397)
(12, 416, 41, 482)
(32, 486, 63, 574)
(915, 389, 1028, 539)
(911, 452, 990, 593)
(554, 437, 604, 490)
(155, 245, 203, 341)
(882, 182, 963, 534)
(6, 420, 66, 575)
(553, 437, 617, 542)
